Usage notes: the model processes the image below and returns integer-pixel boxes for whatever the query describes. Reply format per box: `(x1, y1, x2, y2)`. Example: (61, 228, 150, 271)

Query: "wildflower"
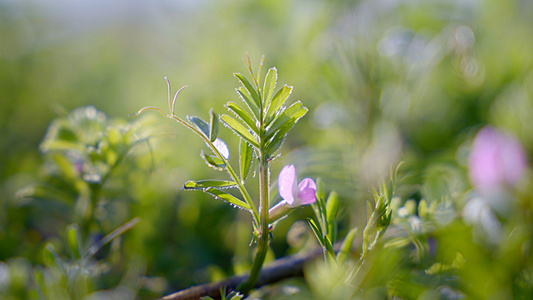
(469, 126, 527, 191)
(464, 126, 528, 243)
(269, 165, 317, 222)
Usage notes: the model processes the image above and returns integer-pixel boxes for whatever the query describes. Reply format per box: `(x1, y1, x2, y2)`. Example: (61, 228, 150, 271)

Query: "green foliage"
(2, 1, 533, 299)
(135, 55, 312, 294)
(308, 182, 340, 265)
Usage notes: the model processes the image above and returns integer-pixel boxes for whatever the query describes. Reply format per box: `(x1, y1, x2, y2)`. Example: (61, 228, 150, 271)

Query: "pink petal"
(469, 126, 527, 190)
(279, 165, 297, 205)
(297, 178, 317, 205)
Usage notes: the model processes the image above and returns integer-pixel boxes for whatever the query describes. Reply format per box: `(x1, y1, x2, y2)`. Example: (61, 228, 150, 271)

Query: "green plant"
(134, 54, 313, 295)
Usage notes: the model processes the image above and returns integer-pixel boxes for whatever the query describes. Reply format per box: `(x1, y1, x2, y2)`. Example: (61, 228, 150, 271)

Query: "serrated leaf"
(307, 218, 324, 246)
(337, 227, 358, 264)
(262, 67, 277, 108)
(187, 116, 209, 137)
(209, 109, 218, 142)
(234, 73, 261, 108)
(183, 180, 237, 190)
(236, 87, 260, 120)
(226, 101, 259, 134)
(205, 188, 251, 210)
(266, 101, 308, 139)
(266, 85, 292, 123)
(239, 139, 253, 181)
(220, 114, 259, 148)
(201, 151, 226, 171)
(66, 224, 82, 260)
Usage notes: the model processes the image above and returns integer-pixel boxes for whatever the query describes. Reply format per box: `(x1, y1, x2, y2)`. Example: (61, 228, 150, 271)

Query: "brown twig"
(157, 226, 406, 300)
(158, 247, 324, 300)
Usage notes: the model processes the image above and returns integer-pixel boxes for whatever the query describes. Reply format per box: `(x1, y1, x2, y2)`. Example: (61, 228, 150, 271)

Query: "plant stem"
(238, 162, 269, 295)
(239, 76, 269, 293)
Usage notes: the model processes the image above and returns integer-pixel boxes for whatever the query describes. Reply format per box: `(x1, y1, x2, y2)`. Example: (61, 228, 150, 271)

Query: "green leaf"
(187, 116, 209, 137)
(366, 200, 373, 221)
(326, 191, 339, 224)
(264, 102, 308, 155)
(201, 151, 226, 171)
(33, 267, 46, 293)
(239, 139, 253, 181)
(205, 188, 251, 210)
(324, 236, 336, 264)
(315, 177, 326, 203)
(262, 67, 277, 107)
(236, 87, 260, 120)
(66, 224, 82, 260)
(220, 114, 259, 148)
(183, 180, 237, 190)
(267, 101, 308, 138)
(229, 292, 244, 300)
(328, 220, 337, 249)
(209, 109, 218, 142)
(234, 73, 261, 108)
(264, 132, 285, 156)
(307, 218, 324, 246)
(226, 101, 259, 134)
(43, 243, 62, 268)
(337, 227, 358, 264)
(256, 55, 265, 86)
(266, 85, 292, 123)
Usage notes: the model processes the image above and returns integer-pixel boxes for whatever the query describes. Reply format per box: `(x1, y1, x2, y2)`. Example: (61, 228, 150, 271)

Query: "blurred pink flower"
(269, 165, 316, 222)
(469, 126, 527, 190)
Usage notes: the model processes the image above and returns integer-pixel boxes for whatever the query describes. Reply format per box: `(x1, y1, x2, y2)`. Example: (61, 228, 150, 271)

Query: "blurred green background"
(1, 0, 533, 299)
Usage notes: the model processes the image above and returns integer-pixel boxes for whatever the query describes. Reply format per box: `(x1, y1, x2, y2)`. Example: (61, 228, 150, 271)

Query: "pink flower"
(269, 165, 316, 222)
(278, 165, 317, 206)
(469, 126, 527, 191)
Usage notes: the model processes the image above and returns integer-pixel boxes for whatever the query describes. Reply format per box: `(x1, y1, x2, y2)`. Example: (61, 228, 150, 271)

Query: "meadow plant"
(7, 107, 150, 299)
(134, 54, 311, 294)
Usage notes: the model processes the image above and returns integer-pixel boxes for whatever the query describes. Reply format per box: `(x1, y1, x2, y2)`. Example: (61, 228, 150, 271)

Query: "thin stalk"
(238, 162, 269, 294)
(238, 73, 269, 294)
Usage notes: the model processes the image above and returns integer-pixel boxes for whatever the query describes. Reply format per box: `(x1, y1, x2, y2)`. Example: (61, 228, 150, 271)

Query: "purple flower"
(469, 126, 527, 191)
(278, 165, 317, 206)
(269, 165, 317, 222)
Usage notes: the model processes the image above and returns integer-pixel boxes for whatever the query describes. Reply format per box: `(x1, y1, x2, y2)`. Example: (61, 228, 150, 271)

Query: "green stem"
(238, 77, 269, 293)
(238, 162, 269, 294)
